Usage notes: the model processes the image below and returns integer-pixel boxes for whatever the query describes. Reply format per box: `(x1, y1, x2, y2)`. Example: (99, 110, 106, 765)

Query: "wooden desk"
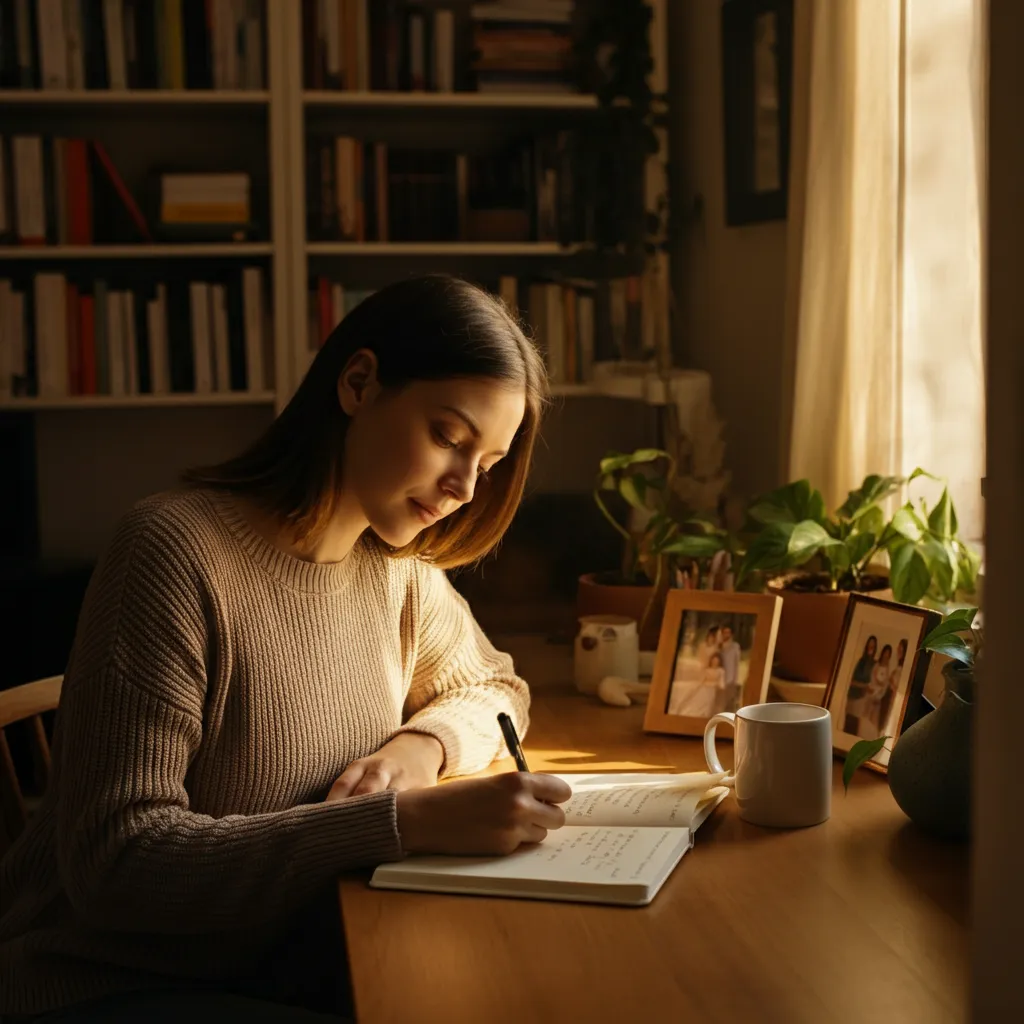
(339, 687, 968, 1024)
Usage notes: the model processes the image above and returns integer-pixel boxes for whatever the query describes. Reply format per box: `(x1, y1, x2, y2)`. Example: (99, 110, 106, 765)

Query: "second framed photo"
(823, 594, 941, 772)
(643, 590, 783, 737)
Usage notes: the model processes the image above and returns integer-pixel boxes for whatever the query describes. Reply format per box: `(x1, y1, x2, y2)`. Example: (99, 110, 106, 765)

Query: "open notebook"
(370, 772, 731, 907)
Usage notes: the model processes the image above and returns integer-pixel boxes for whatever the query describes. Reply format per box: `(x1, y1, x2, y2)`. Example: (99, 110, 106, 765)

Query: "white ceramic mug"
(573, 615, 639, 695)
(703, 702, 832, 828)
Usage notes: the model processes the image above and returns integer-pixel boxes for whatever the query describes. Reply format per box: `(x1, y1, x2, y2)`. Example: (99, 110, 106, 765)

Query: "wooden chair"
(0, 675, 62, 856)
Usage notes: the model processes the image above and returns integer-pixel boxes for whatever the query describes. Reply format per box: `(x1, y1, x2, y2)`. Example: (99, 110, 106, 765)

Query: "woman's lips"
(410, 499, 441, 523)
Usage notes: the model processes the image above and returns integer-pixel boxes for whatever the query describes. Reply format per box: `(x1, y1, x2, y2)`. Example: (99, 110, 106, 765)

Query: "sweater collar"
(204, 489, 365, 593)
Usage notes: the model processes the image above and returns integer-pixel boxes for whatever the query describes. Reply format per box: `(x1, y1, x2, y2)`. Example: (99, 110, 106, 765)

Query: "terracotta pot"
(767, 573, 892, 684)
(576, 573, 665, 652)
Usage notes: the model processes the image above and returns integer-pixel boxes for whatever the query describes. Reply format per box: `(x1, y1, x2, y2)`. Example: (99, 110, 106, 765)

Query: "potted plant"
(842, 608, 978, 840)
(578, 448, 731, 649)
(737, 471, 981, 683)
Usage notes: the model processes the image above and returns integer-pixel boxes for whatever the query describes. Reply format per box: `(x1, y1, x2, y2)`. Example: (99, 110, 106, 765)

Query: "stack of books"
(0, 0, 265, 91)
(470, 0, 577, 94)
(0, 268, 271, 399)
(160, 173, 251, 241)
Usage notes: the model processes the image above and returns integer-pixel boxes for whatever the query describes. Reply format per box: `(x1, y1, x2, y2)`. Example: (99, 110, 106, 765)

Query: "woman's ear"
(337, 350, 381, 415)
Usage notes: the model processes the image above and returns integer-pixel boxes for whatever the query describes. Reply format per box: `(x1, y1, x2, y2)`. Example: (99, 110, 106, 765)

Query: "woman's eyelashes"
(431, 424, 491, 480)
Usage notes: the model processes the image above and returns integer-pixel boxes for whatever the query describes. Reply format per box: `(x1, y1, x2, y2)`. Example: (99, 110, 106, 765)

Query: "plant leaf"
(889, 542, 932, 605)
(836, 475, 902, 521)
(787, 520, 843, 563)
(927, 487, 954, 541)
(907, 466, 942, 485)
(858, 506, 885, 539)
(921, 537, 957, 601)
(923, 636, 974, 665)
(659, 534, 724, 558)
(890, 504, 925, 543)
(846, 531, 876, 568)
(598, 448, 669, 475)
(619, 473, 648, 511)
(746, 480, 826, 526)
(843, 736, 889, 791)
(955, 542, 982, 594)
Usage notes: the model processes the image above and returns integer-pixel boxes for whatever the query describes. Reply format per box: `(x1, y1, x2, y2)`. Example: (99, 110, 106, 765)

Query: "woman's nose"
(442, 467, 475, 506)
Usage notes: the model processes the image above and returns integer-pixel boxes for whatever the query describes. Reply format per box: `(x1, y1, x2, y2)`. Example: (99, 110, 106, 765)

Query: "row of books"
(0, 134, 151, 245)
(299, 274, 644, 387)
(0, 0, 265, 91)
(0, 268, 271, 399)
(302, 0, 578, 95)
(470, 0, 577, 95)
(306, 132, 589, 245)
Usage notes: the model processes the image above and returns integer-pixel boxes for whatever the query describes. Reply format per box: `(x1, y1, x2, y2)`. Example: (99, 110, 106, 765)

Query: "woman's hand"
(326, 732, 445, 802)
(395, 771, 573, 856)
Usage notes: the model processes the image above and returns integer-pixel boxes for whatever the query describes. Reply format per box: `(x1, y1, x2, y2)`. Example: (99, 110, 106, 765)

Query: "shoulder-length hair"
(184, 275, 548, 568)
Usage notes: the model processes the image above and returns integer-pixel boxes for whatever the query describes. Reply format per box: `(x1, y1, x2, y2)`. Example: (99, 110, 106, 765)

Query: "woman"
(697, 626, 721, 670)
(844, 635, 878, 733)
(861, 644, 894, 737)
(877, 639, 907, 732)
(0, 276, 571, 1022)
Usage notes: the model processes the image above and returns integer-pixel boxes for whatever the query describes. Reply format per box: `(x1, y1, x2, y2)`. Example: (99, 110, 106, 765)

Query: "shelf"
(303, 90, 598, 110)
(0, 392, 276, 411)
(307, 242, 583, 256)
(0, 244, 274, 260)
(0, 89, 269, 106)
(549, 384, 599, 397)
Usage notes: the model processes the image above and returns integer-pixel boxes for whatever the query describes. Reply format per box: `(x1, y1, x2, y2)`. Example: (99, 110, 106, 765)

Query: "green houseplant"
(737, 471, 980, 683)
(842, 608, 979, 840)
(578, 448, 731, 648)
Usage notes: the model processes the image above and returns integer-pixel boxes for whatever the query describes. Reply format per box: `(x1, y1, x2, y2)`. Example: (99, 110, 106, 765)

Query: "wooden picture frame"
(721, 0, 794, 225)
(643, 590, 782, 737)
(823, 594, 942, 773)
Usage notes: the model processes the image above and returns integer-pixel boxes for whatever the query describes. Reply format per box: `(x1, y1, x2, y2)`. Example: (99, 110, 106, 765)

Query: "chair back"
(0, 675, 62, 856)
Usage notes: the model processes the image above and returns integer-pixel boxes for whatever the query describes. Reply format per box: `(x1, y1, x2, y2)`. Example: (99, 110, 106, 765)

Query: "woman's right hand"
(395, 772, 573, 857)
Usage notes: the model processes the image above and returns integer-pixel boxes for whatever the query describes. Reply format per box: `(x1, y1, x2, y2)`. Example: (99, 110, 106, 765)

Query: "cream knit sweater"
(0, 488, 529, 1015)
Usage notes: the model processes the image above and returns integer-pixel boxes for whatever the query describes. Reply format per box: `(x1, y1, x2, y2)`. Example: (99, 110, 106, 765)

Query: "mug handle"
(703, 712, 737, 786)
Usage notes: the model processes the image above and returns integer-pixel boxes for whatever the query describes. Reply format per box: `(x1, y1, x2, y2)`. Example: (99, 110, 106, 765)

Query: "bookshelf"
(1, 0, 673, 565)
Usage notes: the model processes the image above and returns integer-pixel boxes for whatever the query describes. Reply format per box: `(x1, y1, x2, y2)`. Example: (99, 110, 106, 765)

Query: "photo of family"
(666, 611, 757, 718)
(825, 596, 938, 769)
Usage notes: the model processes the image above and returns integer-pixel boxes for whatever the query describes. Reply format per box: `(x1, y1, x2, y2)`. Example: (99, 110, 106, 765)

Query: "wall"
(668, 0, 789, 499)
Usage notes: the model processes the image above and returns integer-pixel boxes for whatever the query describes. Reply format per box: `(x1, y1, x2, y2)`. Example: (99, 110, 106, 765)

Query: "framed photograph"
(721, 0, 794, 225)
(823, 595, 942, 772)
(643, 591, 783, 737)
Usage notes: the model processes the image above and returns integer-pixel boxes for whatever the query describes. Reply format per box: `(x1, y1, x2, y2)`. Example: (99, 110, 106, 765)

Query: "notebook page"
(556, 772, 731, 828)
(373, 826, 690, 889)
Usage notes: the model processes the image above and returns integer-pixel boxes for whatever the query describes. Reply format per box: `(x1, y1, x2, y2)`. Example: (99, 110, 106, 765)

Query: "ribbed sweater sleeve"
(53, 507, 403, 934)
(395, 561, 530, 778)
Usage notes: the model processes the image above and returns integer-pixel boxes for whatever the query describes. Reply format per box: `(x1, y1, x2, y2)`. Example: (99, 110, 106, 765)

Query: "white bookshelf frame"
(0, 244, 273, 259)
(0, 392, 276, 411)
(303, 90, 598, 110)
(0, 89, 269, 105)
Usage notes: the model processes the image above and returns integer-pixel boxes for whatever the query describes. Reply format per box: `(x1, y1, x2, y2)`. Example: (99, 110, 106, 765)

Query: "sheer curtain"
(782, 0, 986, 540)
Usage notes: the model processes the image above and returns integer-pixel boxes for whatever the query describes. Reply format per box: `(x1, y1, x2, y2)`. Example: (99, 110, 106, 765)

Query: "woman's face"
(709, 653, 722, 668)
(340, 361, 526, 549)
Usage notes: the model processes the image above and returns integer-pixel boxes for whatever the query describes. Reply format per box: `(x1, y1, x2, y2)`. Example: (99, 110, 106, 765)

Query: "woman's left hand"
(326, 732, 445, 801)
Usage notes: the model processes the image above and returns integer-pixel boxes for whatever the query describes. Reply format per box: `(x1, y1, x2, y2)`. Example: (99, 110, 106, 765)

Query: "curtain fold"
(782, 0, 986, 538)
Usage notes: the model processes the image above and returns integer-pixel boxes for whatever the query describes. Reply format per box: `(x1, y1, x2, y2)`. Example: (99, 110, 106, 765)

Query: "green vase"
(886, 663, 973, 840)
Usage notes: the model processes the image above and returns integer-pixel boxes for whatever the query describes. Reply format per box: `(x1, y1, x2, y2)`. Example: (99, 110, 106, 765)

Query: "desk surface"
(339, 682, 968, 1024)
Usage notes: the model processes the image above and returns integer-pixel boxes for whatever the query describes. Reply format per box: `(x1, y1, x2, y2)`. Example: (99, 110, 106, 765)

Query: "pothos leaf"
(843, 736, 889, 792)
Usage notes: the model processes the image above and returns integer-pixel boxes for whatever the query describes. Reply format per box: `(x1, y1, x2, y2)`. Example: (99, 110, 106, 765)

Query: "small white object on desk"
(573, 615, 639, 694)
(597, 676, 651, 707)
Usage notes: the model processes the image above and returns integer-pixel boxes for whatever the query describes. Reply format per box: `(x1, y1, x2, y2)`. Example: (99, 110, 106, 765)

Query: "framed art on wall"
(643, 590, 782, 737)
(721, 0, 794, 225)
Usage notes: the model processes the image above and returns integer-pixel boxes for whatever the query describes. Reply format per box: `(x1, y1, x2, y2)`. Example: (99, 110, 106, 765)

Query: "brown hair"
(184, 275, 548, 568)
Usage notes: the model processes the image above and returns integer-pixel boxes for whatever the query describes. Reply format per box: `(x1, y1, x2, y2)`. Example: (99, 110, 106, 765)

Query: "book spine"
(13, 136, 45, 244)
(101, 0, 126, 88)
(241, 265, 263, 390)
(189, 280, 213, 392)
(79, 290, 96, 394)
(93, 278, 109, 393)
(37, 0, 68, 89)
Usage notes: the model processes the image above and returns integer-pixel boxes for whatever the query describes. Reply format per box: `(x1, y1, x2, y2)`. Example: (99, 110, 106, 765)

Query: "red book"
(79, 294, 96, 394)
(318, 276, 331, 345)
(66, 139, 92, 245)
(91, 141, 153, 242)
(66, 284, 80, 394)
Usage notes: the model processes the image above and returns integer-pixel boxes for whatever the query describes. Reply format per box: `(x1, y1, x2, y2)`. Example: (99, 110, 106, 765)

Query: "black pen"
(497, 712, 530, 772)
